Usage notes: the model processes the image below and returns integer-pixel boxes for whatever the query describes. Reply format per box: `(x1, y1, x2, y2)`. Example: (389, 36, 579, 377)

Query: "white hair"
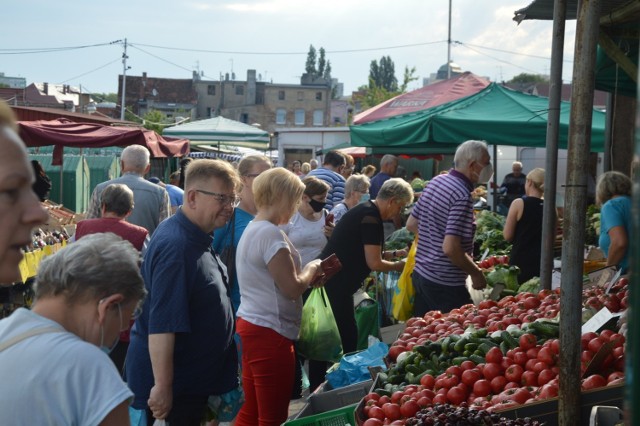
(454, 140, 489, 169)
(121, 145, 150, 173)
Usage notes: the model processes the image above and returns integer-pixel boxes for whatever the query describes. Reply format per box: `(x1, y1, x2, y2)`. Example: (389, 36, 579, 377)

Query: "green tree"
(305, 45, 317, 75)
(323, 61, 332, 81)
(369, 56, 398, 92)
(142, 110, 166, 133)
(508, 73, 548, 84)
(90, 92, 118, 103)
(318, 48, 326, 77)
(399, 66, 418, 92)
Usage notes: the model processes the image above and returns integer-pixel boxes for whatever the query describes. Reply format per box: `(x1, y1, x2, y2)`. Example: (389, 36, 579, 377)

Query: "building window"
(295, 109, 305, 125)
(297, 91, 304, 101)
(207, 85, 216, 95)
(276, 108, 286, 124)
(313, 110, 323, 126)
(240, 113, 249, 123)
(316, 92, 322, 101)
(278, 90, 285, 100)
(236, 85, 244, 95)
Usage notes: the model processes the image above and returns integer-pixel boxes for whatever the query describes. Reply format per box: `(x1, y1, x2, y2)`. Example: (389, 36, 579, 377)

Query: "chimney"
(43, 82, 49, 95)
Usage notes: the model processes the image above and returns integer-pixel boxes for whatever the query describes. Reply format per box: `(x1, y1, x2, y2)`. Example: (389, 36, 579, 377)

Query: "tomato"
(538, 383, 558, 399)
(378, 395, 391, 406)
(400, 399, 420, 418)
(526, 347, 540, 359)
(581, 332, 599, 349)
(512, 350, 529, 367)
(364, 392, 380, 402)
(537, 347, 555, 365)
(504, 381, 520, 390)
(391, 391, 404, 404)
(446, 385, 467, 406)
(479, 300, 498, 309)
(432, 393, 447, 404)
(382, 402, 401, 421)
(549, 339, 560, 355)
(483, 362, 503, 381)
(419, 373, 435, 389)
(607, 372, 625, 383)
(537, 369, 556, 386)
(460, 360, 476, 371)
(587, 337, 606, 354)
(368, 406, 385, 420)
(519, 333, 537, 350)
(581, 350, 595, 363)
(388, 345, 407, 362)
(490, 375, 508, 394)
(511, 388, 532, 404)
(532, 361, 549, 374)
(363, 418, 384, 426)
(582, 374, 607, 391)
(473, 379, 491, 397)
(461, 369, 482, 387)
(446, 365, 463, 377)
(521, 370, 538, 387)
(609, 333, 625, 347)
(416, 396, 431, 408)
(525, 358, 538, 372)
(505, 364, 524, 383)
(485, 347, 503, 364)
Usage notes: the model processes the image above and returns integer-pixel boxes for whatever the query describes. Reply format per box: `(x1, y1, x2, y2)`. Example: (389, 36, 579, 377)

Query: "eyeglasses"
(195, 189, 241, 207)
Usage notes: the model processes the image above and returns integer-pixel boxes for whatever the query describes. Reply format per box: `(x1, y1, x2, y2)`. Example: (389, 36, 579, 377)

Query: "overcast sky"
(3, 0, 577, 96)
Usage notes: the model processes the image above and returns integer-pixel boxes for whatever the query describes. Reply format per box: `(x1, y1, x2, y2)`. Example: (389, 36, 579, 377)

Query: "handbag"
(297, 287, 344, 362)
(391, 238, 417, 321)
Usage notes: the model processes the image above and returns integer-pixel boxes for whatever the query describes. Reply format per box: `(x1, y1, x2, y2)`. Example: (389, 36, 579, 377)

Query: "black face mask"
(308, 198, 325, 213)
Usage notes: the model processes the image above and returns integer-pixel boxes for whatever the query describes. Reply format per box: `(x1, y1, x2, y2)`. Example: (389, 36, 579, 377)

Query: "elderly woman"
(308, 178, 413, 391)
(0, 233, 146, 424)
(596, 171, 632, 273)
(214, 155, 272, 314)
(75, 183, 149, 251)
(235, 168, 325, 426)
(330, 174, 371, 223)
(281, 176, 332, 266)
(503, 168, 546, 284)
(0, 101, 49, 286)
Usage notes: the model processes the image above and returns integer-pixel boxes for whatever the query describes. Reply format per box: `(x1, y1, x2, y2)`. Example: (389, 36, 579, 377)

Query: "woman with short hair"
(0, 233, 146, 425)
(330, 174, 371, 223)
(235, 168, 325, 426)
(596, 171, 632, 273)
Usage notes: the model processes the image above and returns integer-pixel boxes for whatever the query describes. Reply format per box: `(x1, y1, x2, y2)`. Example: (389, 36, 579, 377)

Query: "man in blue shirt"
(369, 154, 399, 199)
(305, 150, 346, 209)
(126, 159, 242, 426)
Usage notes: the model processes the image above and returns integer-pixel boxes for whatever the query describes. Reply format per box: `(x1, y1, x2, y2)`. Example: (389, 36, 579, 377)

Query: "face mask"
(308, 198, 325, 213)
(99, 303, 122, 355)
(477, 163, 494, 183)
(359, 193, 370, 203)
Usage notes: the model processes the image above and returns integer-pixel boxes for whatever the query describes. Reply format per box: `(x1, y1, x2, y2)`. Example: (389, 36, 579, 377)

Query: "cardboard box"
(380, 323, 406, 345)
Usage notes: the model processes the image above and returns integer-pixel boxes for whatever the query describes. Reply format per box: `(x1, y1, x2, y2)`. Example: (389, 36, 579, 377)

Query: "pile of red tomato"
(476, 255, 509, 270)
(583, 277, 629, 313)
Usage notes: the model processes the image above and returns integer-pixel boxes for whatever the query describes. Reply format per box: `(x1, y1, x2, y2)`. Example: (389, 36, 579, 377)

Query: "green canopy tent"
(163, 116, 270, 150)
(350, 83, 607, 152)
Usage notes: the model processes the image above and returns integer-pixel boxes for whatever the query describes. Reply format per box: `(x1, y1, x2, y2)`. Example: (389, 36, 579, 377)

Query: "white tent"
(163, 116, 270, 150)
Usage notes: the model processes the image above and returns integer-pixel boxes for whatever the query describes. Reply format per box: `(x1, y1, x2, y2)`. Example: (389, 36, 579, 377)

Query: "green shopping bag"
(297, 287, 344, 362)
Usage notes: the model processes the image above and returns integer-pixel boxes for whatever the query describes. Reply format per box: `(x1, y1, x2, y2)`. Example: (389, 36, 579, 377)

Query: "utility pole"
(447, 0, 452, 79)
(120, 38, 128, 120)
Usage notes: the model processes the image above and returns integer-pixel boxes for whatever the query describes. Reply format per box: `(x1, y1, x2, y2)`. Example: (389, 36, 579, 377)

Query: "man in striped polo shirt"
(406, 140, 491, 316)
(305, 150, 346, 209)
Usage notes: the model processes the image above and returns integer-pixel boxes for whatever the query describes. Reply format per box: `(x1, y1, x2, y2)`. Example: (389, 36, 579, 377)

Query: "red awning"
(19, 118, 190, 165)
(354, 72, 490, 124)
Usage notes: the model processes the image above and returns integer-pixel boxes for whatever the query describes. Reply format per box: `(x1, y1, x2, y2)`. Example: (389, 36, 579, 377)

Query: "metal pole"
(540, 0, 568, 290)
(558, 0, 600, 424)
(120, 38, 128, 121)
(629, 102, 640, 426)
(492, 144, 498, 212)
(447, 0, 452, 79)
(603, 92, 614, 172)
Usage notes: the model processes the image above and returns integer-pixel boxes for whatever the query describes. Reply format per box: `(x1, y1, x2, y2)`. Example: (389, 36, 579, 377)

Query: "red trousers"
(235, 318, 295, 426)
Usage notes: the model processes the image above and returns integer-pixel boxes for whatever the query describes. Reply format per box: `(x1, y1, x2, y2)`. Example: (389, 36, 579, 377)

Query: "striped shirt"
(411, 169, 476, 286)
(306, 167, 346, 209)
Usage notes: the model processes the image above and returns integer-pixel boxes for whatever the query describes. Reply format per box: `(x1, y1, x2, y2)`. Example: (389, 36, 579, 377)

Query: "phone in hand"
(325, 213, 335, 226)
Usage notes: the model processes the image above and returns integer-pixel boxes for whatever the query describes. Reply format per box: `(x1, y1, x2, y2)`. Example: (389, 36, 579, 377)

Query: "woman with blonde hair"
(596, 171, 632, 273)
(235, 168, 325, 426)
(503, 168, 547, 283)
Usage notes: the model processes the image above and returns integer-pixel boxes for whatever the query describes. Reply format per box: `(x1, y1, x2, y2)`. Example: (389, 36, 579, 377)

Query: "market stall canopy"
(19, 118, 190, 165)
(350, 83, 606, 152)
(354, 72, 490, 125)
(163, 116, 270, 150)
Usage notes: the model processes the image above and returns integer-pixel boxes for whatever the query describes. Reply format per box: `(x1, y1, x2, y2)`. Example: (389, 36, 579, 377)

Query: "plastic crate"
(283, 403, 357, 426)
(308, 380, 373, 413)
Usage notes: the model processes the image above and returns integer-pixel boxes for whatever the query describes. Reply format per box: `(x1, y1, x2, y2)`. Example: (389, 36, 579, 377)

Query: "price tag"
(604, 269, 623, 294)
(581, 307, 622, 334)
(480, 248, 490, 261)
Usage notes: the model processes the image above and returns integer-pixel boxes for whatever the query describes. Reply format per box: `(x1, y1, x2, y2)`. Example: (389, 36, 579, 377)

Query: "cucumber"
(452, 356, 468, 366)
(375, 388, 392, 397)
(499, 341, 509, 355)
(454, 337, 469, 353)
(501, 331, 519, 349)
(441, 337, 451, 355)
(469, 354, 485, 365)
(405, 365, 422, 375)
(413, 345, 430, 356)
(530, 320, 560, 338)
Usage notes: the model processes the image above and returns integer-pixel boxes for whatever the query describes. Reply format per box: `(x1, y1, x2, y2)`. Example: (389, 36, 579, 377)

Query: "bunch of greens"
(385, 227, 415, 251)
(485, 264, 521, 291)
(585, 204, 601, 246)
(475, 210, 512, 255)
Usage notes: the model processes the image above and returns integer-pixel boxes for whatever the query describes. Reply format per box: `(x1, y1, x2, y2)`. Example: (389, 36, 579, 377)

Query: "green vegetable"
(385, 227, 415, 251)
(485, 264, 520, 291)
(475, 211, 512, 254)
(518, 277, 541, 293)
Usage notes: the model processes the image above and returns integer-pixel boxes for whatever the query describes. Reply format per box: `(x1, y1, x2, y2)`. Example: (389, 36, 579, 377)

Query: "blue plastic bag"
(129, 406, 147, 426)
(325, 341, 388, 389)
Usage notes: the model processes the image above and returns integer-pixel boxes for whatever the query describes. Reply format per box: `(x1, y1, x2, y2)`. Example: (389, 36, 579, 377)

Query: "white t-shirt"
(236, 220, 304, 340)
(280, 211, 328, 266)
(0, 308, 133, 425)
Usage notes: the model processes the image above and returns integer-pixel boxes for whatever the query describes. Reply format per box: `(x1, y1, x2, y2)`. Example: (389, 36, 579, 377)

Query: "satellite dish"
(152, 88, 158, 97)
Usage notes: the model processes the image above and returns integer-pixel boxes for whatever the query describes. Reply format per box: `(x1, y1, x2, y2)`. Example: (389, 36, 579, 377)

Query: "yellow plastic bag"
(392, 239, 417, 321)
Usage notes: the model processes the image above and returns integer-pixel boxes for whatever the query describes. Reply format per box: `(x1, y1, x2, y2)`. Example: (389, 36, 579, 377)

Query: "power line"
(454, 41, 573, 63)
(60, 58, 121, 84)
(129, 44, 193, 73)
(0, 40, 121, 55)
(455, 43, 544, 75)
